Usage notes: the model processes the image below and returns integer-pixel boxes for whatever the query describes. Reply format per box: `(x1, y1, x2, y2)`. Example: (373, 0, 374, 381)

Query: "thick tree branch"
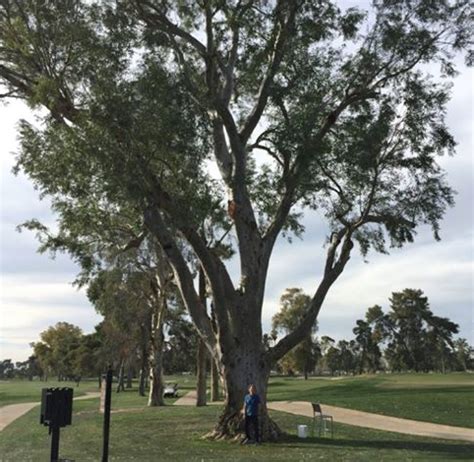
(135, 1, 207, 58)
(212, 117, 233, 184)
(239, 1, 298, 144)
(143, 206, 217, 350)
(269, 231, 354, 362)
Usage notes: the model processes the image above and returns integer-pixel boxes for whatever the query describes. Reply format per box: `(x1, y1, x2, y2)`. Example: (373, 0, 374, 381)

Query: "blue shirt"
(244, 393, 261, 416)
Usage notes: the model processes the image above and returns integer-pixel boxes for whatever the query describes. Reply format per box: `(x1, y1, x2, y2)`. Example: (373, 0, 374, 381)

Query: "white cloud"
(0, 277, 102, 360)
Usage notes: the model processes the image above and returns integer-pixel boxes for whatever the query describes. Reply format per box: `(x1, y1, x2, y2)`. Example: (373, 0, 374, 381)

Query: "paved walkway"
(268, 401, 474, 443)
(0, 392, 101, 432)
(174, 391, 474, 443)
(173, 390, 200, 406)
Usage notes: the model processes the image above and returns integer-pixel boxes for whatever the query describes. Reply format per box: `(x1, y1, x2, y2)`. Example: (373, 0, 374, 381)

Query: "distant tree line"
(0, 313, 200, 385)
(2, 287, 471, 384)
(270, 288, 473, 377)
(1, 256, 219, 406)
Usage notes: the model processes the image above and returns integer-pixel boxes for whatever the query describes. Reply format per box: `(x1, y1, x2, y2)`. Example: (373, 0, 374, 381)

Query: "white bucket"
(297, 424, 308, 438)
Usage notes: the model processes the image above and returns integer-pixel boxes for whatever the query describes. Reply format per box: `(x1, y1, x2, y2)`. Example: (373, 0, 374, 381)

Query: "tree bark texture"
(196, 338, 208, 406)
(148, 298, 166, 407)
(210, 357, 220, 402)
(206, 346, 281, 442)
(126, 365, 133, 389)
(138, 367, 147, 397)
(116, 360, 125, 393)
(196, 267, 208, 407)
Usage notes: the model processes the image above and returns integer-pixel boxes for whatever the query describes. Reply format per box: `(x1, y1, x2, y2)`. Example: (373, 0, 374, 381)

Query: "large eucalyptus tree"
(1, 0, 470, 439)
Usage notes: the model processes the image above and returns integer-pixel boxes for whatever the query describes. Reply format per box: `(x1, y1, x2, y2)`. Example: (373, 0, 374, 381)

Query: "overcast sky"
(1, 43, 473, 364)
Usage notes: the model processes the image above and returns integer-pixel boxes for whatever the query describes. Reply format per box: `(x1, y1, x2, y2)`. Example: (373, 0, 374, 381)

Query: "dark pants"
(245, 415, 259, 442)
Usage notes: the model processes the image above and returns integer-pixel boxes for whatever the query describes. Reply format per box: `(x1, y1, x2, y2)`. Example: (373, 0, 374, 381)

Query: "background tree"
(14, 355, 42, 381)
(369, 289, 459, 372)
(453, 338, 473, 372)
(31, 322, 83, 381)
(325, 346, 341, 376)
(272, 288, 320, 379)
(87, 254, 173, 406)
(72, 329, 105, 385)
(163, 310, 199, 375)
(353, 318, 382, 373)
(0, 359, 15, 379)
(1, 0, 471, 440)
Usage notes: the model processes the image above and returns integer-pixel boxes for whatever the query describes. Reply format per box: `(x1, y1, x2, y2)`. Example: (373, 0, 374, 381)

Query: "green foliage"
(31, 322, 83, 380)
(353, 319, 382, 373)
(272, 288, 320, 377)
(163, 307, 199, 374)
(0, 359, 15, 379)
(1, 0, 470, 261)
(368, 289, 461, 372)
(324, 340, 359, 375)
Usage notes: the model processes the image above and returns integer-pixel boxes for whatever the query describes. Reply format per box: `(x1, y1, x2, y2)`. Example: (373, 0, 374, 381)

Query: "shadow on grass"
(275, 434, 474, 458)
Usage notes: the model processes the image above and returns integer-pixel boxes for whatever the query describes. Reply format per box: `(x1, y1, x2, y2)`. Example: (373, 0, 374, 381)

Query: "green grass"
(0, 374, 199, 407)
(267, 372, 474, 428)
(1, 396, 472, 461)
(0, 379, 99, 406)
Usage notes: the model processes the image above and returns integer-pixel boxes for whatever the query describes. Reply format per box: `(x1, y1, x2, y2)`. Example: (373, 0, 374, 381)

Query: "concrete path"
(173, 390, 200, 406)
(268, 401, 474, 443)
(173, 391, 474, 443)
(0, 392, 101, 432)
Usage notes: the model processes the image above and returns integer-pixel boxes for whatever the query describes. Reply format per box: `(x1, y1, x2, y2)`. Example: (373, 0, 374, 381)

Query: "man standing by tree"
(242, 384, 261, 445)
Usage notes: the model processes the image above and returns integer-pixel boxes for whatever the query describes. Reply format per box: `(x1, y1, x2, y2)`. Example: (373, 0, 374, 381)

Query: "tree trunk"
(196, 266, 208, 407)
(138, 367, 147, 397)
(148, 332, 165, 406)
(196, 338, 208, 406)
(210, 357, 220, 402)
(126, 365, 133, 389)
(138, 336, 149, 397)
(116, 360, 125, 393)
(148, 299, 166, 407)
(206, 345, 281, 442)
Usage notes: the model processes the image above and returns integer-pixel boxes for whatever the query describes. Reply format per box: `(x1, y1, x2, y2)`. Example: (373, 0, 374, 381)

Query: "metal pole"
(50, 426, 60, 462)
(102, 368, 113, 462)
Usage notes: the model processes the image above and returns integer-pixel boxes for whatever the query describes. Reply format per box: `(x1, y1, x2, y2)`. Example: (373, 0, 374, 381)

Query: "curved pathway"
(267, 400, 474, 443)
(173, 391, 474, 443)
(0, 392, 100, 432)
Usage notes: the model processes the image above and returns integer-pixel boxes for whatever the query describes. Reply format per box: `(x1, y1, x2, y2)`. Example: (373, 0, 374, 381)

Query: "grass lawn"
(0, 379, 99, 406)
(267, 372, 474, 428)
(0, 374, 199, 407)
(1, 394, 473, 462)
